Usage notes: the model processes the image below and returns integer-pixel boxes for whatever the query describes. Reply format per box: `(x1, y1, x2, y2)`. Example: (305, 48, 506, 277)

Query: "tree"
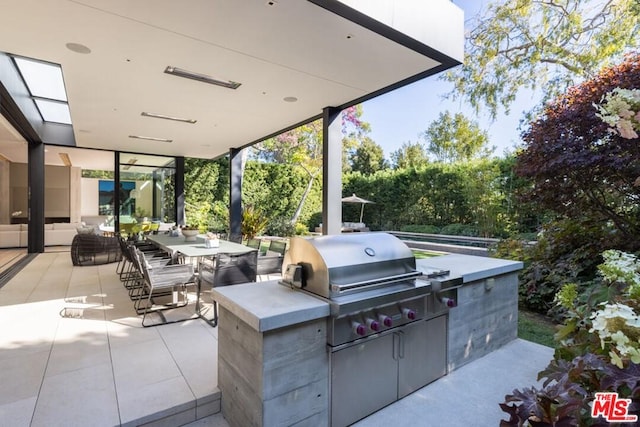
(390, 141, 428, 169)
(516, 53, 640, 248)
(254, 121, 322, 226)
(253, 106, 371, 225)
(421, 111, 494, 163)
(444, 0, 640, 118)
(349, 137, 387, 175)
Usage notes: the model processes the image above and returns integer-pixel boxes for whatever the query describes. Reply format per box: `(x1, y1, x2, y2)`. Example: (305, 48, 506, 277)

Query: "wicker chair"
(70, 234, 122, 266)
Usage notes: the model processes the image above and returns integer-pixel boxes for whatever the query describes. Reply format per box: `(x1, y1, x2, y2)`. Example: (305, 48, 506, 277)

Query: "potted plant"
(181, 225, 200, 241)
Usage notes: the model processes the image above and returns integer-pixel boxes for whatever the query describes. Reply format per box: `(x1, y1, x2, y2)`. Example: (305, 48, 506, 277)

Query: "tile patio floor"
(0, 251, 554, 427)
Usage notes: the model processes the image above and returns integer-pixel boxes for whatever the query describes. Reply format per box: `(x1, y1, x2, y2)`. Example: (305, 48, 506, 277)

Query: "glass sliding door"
(118, 153, 175, 236)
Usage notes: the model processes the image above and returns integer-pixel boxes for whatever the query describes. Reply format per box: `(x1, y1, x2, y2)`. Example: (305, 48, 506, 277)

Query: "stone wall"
(447, 272, 519, 372)
(218, 306, 329, 427)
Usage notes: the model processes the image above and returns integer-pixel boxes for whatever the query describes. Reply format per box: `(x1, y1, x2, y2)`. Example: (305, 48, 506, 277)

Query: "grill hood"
(285, 233, 421, 299)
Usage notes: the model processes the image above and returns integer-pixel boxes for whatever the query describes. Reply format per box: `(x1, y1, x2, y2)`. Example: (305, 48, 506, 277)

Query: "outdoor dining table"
(145, 233, 257, 325)
(145, 233, 254, 261)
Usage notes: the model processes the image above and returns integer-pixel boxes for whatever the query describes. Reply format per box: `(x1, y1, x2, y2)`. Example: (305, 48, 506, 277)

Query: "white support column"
(322, 107, 342, 235)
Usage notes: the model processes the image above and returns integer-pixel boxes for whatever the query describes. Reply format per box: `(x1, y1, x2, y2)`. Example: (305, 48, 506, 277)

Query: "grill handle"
(331, 271, 423, 293)
(392, 331, 405, 360)
(393, 333, 400, 361)
(398, 331, 405, 359)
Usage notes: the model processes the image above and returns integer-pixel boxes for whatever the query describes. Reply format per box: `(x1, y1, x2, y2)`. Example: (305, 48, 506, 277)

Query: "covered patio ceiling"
(0, 0, 463, 168)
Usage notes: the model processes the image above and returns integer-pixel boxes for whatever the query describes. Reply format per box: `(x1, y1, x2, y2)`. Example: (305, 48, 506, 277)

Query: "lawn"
(412, 249, 445, 259)
(518, 309, 557, 348)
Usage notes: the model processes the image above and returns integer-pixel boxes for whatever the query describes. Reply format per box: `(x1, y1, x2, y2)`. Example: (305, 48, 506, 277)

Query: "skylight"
(34, 99, 72, 124)
(13, 56, 72, 125)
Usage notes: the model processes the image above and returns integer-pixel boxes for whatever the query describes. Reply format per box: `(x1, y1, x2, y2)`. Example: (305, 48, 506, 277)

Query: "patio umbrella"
(341, 193, 375, 223)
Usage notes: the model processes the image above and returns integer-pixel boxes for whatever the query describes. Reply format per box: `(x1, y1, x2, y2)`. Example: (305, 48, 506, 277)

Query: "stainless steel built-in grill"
(281, 232, 462, 427)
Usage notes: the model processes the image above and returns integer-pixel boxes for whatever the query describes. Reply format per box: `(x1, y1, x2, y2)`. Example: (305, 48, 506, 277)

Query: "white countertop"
(417, 254, 523, 283)
(212, 280, 330, 332)
(213, 254, 522, 333)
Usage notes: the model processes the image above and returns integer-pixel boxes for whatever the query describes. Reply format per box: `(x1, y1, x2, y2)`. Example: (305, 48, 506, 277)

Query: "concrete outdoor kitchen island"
(212, 253, 523, 427)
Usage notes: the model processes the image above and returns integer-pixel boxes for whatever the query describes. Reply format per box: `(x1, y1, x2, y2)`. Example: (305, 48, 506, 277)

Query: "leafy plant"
(500, 353, 640, 427)
(440, 223, 480, 237)
(500, 250, 640, 426)
(400, 224, 441, 234)
(241, 206, 268, 239)
(265, 216, 295, 237)
(518, 219, 609, 314)
(185, 200, 212, 232)
(294, 222, 309, 236)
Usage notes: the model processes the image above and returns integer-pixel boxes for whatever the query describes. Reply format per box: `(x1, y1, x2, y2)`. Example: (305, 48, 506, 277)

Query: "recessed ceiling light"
(65, 42, 91, 54)
(141, 111, 197, 124)
(283, 96, 298, 103)
(266, 1, 277, 6)
(164, 66, 241, 89)
(128, 135, 173, 143)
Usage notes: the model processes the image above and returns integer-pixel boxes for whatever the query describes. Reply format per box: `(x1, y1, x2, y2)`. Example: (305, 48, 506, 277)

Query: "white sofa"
(81, 216, 175, 235)
(45, 223, 83, 246)
(0, 224, 23, 248)
(0, 222, 82, 248)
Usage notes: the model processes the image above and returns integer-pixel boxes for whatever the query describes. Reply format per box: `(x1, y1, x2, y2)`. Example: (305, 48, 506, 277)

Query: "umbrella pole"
(359, 204, 364, 223)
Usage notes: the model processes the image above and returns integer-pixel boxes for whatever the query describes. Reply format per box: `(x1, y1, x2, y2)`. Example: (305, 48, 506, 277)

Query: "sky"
(360, 0, 541, 160)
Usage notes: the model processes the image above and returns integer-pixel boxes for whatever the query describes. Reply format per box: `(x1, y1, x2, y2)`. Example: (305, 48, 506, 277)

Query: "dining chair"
(146, 223, 160, 235)
(196, 250, 258, 327)
(131, 247, 196, 327)
(256, 253, 284, 281)
(117, 235, 168, 290)
(125, 244, 173, 299)
(246, 238, 261, 250)
(256, 240, 286, 281)
(266, 239, 287, 256)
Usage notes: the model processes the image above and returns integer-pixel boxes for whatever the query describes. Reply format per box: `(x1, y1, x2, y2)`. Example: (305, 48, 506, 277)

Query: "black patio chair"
(196, 250, 257, 327)
(266, 240, 287, 256)
(256, 240, 286, 280)
(246, 238, 261, 250)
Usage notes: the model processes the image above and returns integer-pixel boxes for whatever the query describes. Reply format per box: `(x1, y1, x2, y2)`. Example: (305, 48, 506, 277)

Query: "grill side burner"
(281, 233, 462, 426)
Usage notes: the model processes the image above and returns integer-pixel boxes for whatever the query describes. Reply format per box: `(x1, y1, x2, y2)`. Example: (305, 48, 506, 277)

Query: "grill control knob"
(440, 297, 457, 308)
(402, 308, 417, 320)
(352, 321, 366, 336)
(365, 318, 380, 331)
(378, 314, 393, 328)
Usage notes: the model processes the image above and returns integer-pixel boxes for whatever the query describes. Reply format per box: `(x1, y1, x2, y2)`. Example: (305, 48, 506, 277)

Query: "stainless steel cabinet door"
(398, 315, 447, 398)
(331, 333, 397, 427)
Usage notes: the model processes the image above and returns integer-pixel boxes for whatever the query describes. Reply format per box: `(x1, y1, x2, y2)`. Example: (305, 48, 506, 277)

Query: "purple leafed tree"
(516, 53, 640, 247)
